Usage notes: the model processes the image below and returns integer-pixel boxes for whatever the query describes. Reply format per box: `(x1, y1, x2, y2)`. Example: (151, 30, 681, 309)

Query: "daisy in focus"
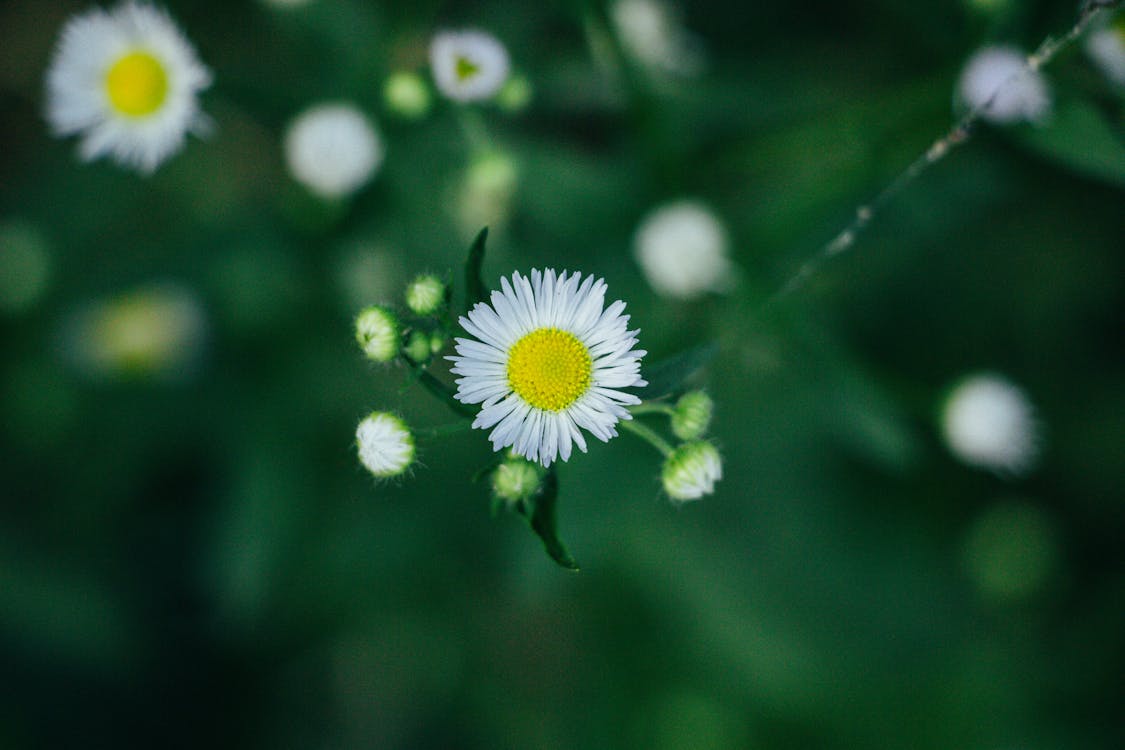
(448, 269, 647, 467)
(45, 1, 212, 174)
(430, 29, 510, 103)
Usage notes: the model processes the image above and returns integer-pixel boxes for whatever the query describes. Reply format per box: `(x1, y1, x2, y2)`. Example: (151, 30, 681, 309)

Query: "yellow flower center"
(105, 51, 168, 117)
(507, 328, 593, 412)
(455, 55, 480, 82)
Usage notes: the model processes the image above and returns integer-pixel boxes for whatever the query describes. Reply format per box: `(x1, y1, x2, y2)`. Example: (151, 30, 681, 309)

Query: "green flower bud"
(429, 330, 446, 355)
(491, 455, 545, 504)
(355, 305, 399, 363)
(496, 73, 533, 113)
(356, 412, 415, 478)
(662, 441, 722, 503)
(403, 329, 433, 364)
(383, 72, 432, 119)
(671, 390, 714, 440)
(404, 274, 446, 316)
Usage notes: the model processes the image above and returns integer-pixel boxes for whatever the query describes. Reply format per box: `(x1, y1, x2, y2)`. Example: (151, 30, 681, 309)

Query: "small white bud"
(662, 440, 722, 503)
(404, 274, 446, 316)
(383, 72, 432, 119)
(670, 391, 713, 440)
(496, 74, 533, 112)
(356, 412, 415, 478)
(1085, 18, 1125, 87)
(957, 46, 1050, 125)
(634, 200, 733, 299)
(284, 103, 384, 199)
(942, 373, 1041, 476)
(355, 306, 399, 363)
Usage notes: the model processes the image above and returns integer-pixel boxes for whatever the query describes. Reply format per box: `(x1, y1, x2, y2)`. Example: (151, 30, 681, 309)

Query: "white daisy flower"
(957, 45, 1050, 125)
(45, 2, 212, 174)
(633, 200, 733, 300)
(430, 29, 510, 103)
(284, 103, 384, 200)
(448, 269, 647, 467)
(942, 373, 1041, 476)
(662, 440, 722, 502)
(356, 412, 415, 479)
(1085, 19, 1125, 87)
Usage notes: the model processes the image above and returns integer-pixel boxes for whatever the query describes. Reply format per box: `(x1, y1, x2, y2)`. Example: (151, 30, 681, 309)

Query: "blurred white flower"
(66, 282, 207, 381)
(259, 0, 312, 8)
(1085, 20, 1125, 87)
(45, 1, 212, 174)
(284, 103, 384, 199)
(430, 30, 510, 103)
(633, 200, 733, 300)
(356, 412, 415, 479)
(942, 373, 1041, 476)
(611, 0, 703, 77)
(957, 46, 1050, 125)
(662, 440, 722, 502)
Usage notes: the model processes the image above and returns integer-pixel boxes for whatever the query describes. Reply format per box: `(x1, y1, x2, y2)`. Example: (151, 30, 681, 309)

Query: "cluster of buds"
(352, 272, 453, 479)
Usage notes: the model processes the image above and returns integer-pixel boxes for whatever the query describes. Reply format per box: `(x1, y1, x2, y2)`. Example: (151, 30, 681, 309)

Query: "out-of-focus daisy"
(448, 269, 647, 467)
(633, 200, 733, 300)
(662, 440, 722, 502)
(284, 103, 384, 200)
(610, 0, 703, 78)
(430, 30, 510, 103)
(1085, 16, 1125, 87)
(65, 282, 207, 381)
(45, 1, 212, 174)
(942, 373, 1041, 476)
(957, 45, 1050, 125)
(356, 412, 415, 478)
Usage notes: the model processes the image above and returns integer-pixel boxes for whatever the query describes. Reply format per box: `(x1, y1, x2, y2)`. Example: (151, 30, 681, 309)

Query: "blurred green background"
(2, 0, 1124, 747)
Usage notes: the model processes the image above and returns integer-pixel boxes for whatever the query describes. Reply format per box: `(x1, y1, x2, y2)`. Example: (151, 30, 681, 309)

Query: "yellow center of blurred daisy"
(455, 55, 480, 81)
(106, 51, 168, 116)
(507, 328, 593, 412)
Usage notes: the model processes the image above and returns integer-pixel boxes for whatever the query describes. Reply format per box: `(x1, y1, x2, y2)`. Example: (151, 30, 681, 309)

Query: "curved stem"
(621, 418, 674, 457)
(628, 402, 676, 417)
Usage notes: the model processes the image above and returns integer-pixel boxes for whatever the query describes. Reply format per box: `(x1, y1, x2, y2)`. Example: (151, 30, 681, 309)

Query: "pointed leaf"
(1016, 96, 1125, 187)
(519, 468, 579, 570)
(639, 342, 720, 400)
(464, 227, 489, 313)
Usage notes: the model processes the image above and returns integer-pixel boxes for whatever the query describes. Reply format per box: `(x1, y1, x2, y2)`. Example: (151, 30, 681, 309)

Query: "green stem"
(628, 402, 675, 417)
(621, 419, 674, 457)
(455, 107, 492, 156)
(414, 367, 478, 419)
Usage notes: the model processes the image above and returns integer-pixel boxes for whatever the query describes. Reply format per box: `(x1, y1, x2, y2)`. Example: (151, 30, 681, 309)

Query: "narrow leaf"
(521, 469, 579, 570)
(464, 227, 489, 313)
(640, 342, 720, 400)
(1016, 96, 1125, 187)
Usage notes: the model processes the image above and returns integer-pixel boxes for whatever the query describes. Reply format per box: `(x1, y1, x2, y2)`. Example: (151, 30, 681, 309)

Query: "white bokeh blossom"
(957, 45, 1050, 125)
(284, 103, 384, 199)
(633, 200, 733, 299)
(942, 373, 1041, 476)
(430, 30, 510, 103)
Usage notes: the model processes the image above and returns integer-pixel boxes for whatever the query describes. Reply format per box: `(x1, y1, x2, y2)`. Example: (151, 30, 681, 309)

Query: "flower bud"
(404, 274, 446, 316)
(429, 330, 446, 355)
(355, 305, 399, 363)
(356, 412, 415, 478)
(662, 440, 722, 503)
(496, 73, 533, 112)
(491, 454, 544, 504)
(670, 390, 713, 440)
(383, 71, 432, 119)
(403, 330, 433, 364)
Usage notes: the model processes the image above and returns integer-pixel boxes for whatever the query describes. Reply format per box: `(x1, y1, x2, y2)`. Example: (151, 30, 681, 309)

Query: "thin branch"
(771, 0, 1122, 303)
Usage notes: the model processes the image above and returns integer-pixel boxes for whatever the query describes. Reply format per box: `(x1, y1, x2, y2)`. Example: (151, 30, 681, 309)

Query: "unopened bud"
(404, 274, 446, 316)
(491, 454, 544, 504)
(356, 412, 415, 478)
(670, 390, 713, 440)
(662, 440, 722, 503)
(355, 305, 399, 363)
(383, 72, 432, 119)
(403, 330, 433, 364)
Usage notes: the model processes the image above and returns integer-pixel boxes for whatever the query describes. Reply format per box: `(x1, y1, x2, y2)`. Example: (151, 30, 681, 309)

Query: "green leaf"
(464, 227, 489, 313)
(518, 468, 579, 570)
(1016, 96, 1125, 187)
(640, 342, 721, 400)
